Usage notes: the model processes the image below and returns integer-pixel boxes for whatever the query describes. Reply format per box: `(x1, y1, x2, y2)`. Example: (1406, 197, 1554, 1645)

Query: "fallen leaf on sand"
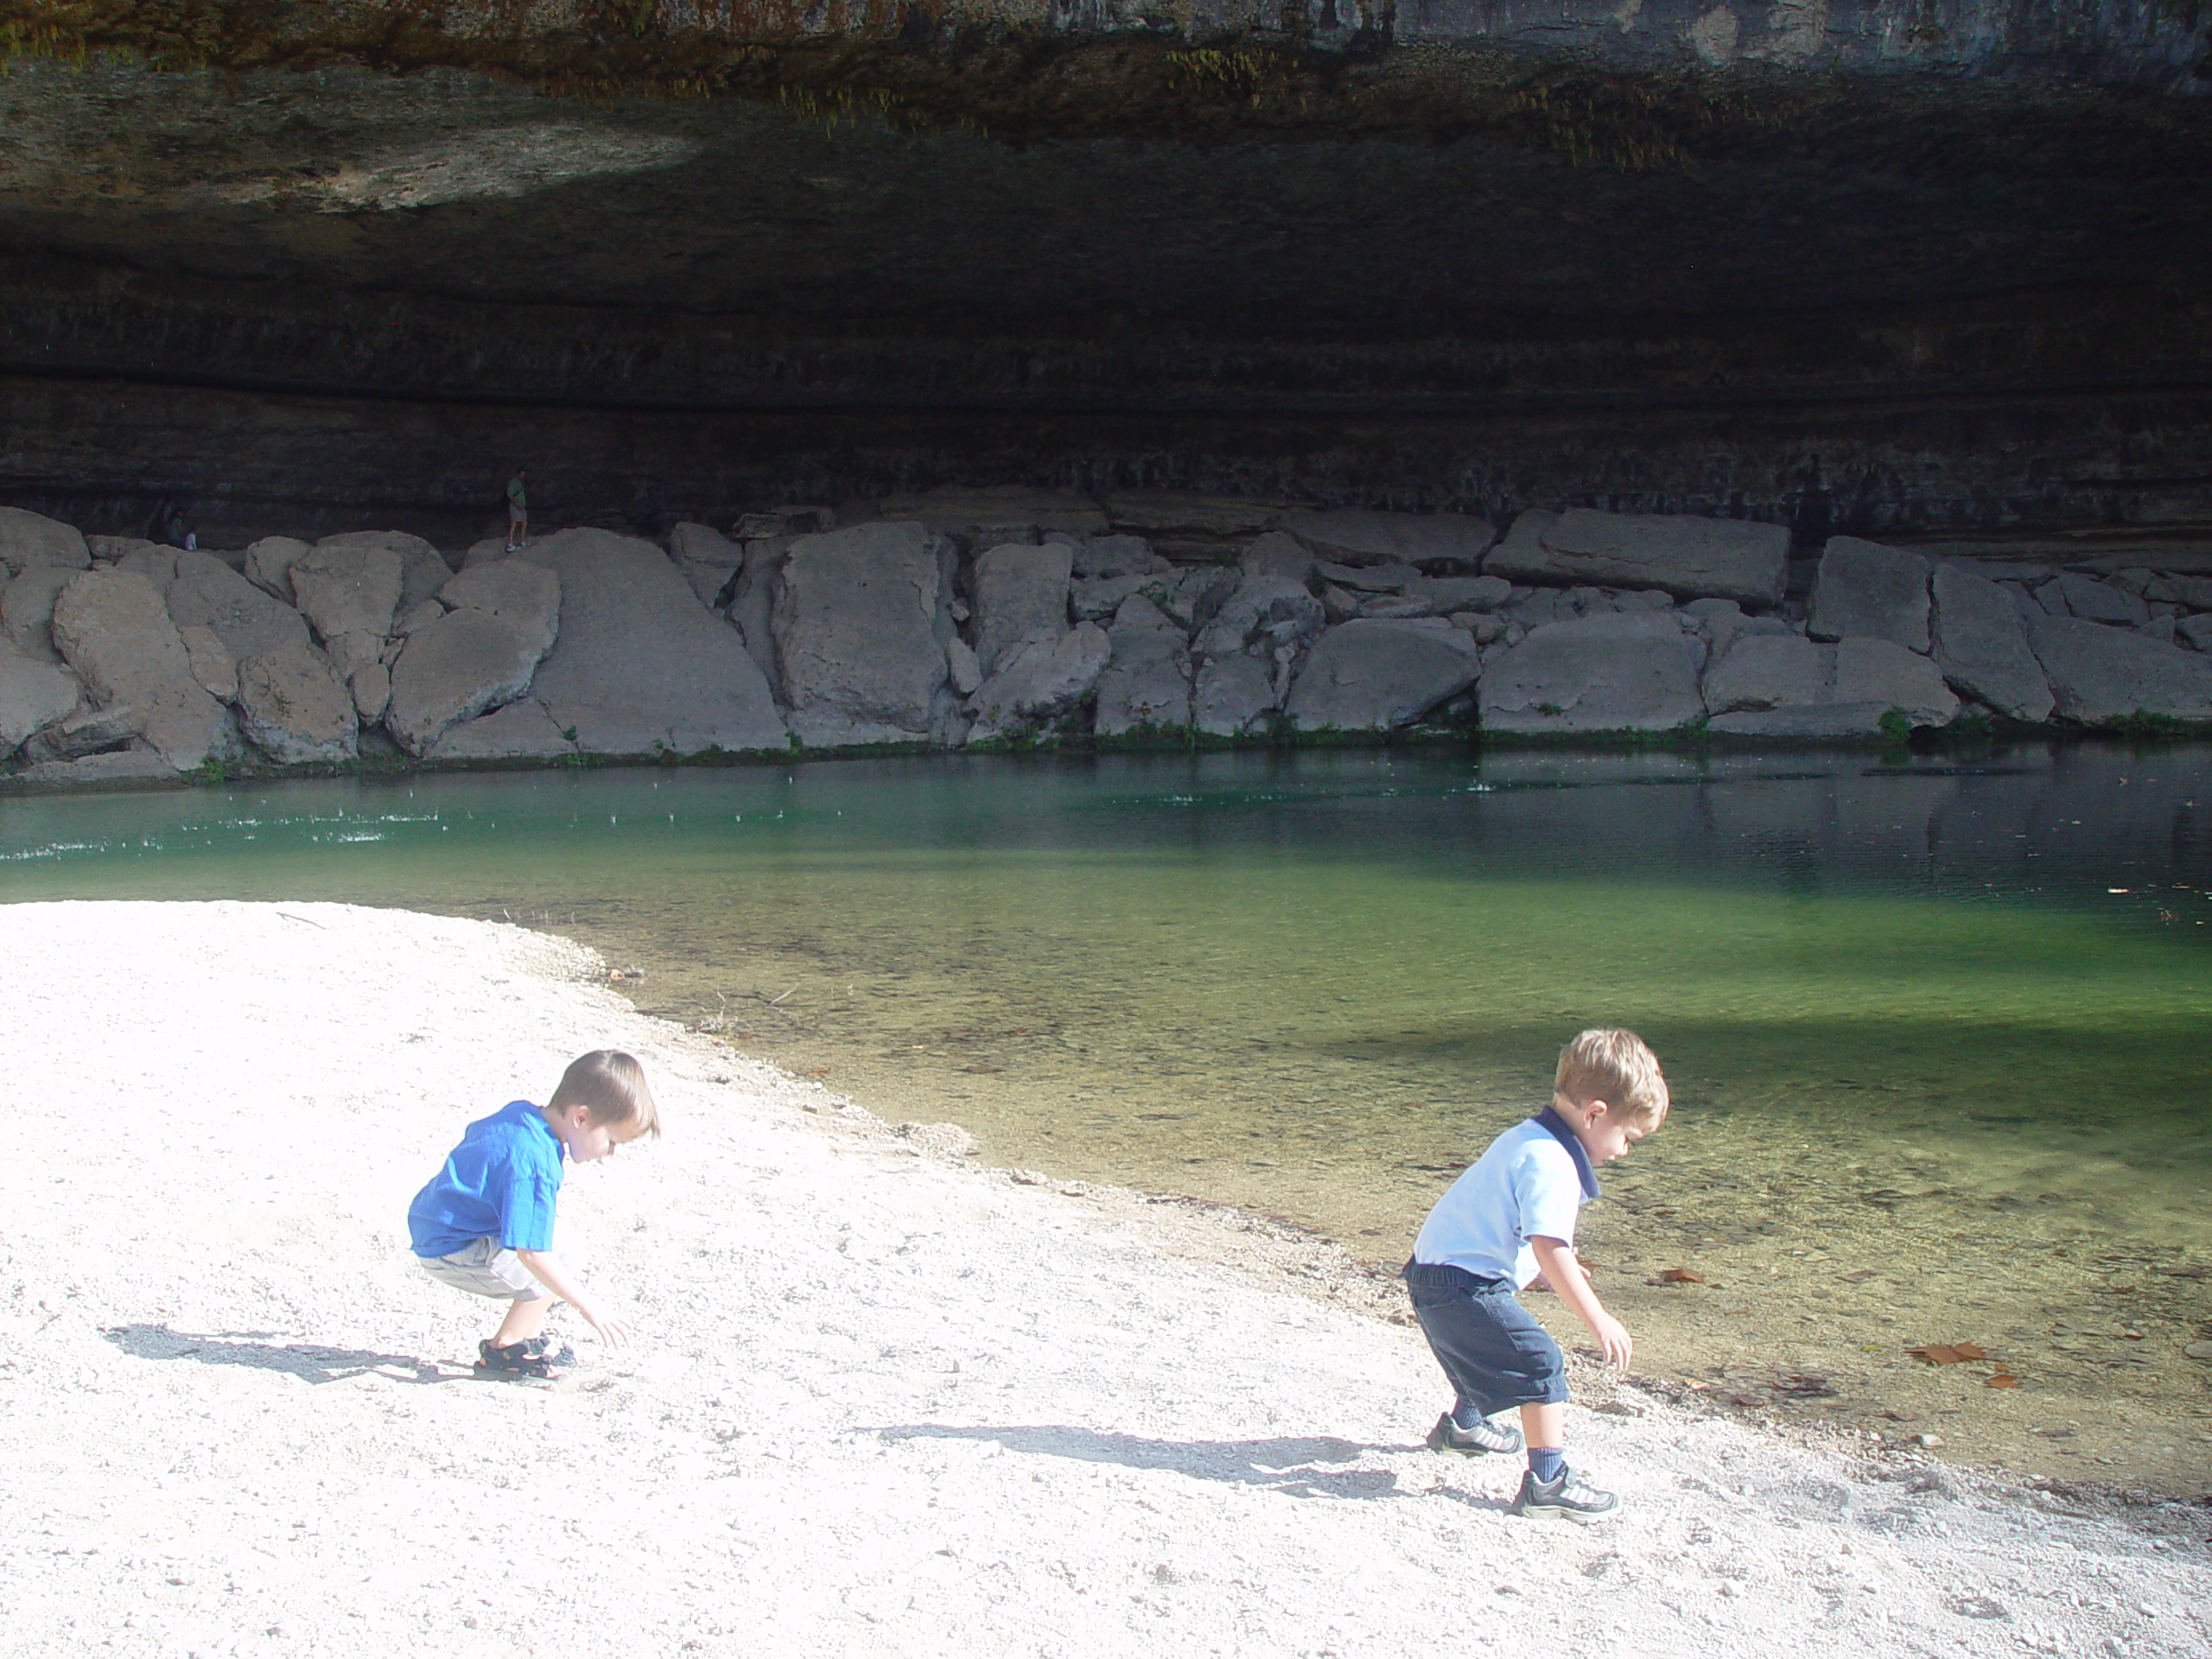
(1986, 1373, 2022, 1389)
(1908, 1342, 1991, 1364)
(1656, 1268, 1707, 1286)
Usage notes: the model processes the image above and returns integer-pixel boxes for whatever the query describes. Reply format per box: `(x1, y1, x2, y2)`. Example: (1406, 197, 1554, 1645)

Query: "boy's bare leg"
(1520, 1401, 1565, 1457)
(491, 1294, 553, 1348)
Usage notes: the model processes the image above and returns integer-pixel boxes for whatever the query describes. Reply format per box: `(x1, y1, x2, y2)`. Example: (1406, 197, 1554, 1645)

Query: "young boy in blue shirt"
(408, 1050, 658, 1379)
(1406, 1028, 1669, 1522)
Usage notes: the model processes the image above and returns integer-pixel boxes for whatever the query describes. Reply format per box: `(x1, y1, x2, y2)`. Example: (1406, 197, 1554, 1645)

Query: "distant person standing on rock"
(505, 467, 530, 552)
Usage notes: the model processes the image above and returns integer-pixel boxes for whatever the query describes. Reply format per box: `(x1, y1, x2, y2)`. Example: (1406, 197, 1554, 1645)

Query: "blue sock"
(1528, 1446, 1566, 1483)
(1451, 1402, 1482, 1431)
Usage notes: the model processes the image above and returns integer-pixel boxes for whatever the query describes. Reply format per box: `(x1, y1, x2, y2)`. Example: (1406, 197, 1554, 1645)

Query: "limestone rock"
(1070, 535, 1171, 580)
(2024, 612, 2212, 724)
(1703, 632, 1829, 712)
(1103, 493, 1278, 539)
(2054, 572, 2151, 629)
(234, 644, 359, 765)
(175, 625, 238, 702)
(1094, 596, 1192, 736)
(1285, 619, 1481, 732)
(1486, 509, 1558, 577)
(87, 535, 163, 564)
(1423, 575, 1513, 613)
(3, 566, 77, 663)
(1315, 559, 1419, 594)
(1280, 508, 1497, 569)
(1478, 612, 1705, 734)
(972, 542, 1073, 672)
(1195, 573, 1325, 660)
(113, 545, 181, 586)
(0, 642, 80, 755)
(352, 662, 391, 723)
(1488, 509, 1789, 607)
(164, 548, 312, 663)
(1832, 636, 1960, 726)
(2147, 573, 2212, 610)
(0, 507, 92, 577)
(1929, 565, 2054, 721)
(1071, 571, 1166, 623)
(1708, 703, 1898, 738)
(1193, 652, 1277, 736)
(671, 521, 745, 610)
(880, 486, 1108, 540)
(425, 698, 575, 762)
(2180, 613, 2212, 652)
(1156, 566, 1240, 633)
(12, 748, 181, 790)
(24, 701, 143, 762)
(514, 529, 785, 754)
(945, 634, 983, 697)
(243, 536, 313, 602)
(387, 610, 554, 756)
(728, 539, 790, 700)
(772, 523, 952, 747)
(289, 539, 404, 641)
(438, 559, 563, 658)
(49, 569, 239, 771)
(1237, 531, 1318, 583)
(967, 622, 1111, 741)
(323, 631, 386, 683)
(395, 600, 446, 636)
(313, 531, 451, 613)
(1808, 537, 1931, 651)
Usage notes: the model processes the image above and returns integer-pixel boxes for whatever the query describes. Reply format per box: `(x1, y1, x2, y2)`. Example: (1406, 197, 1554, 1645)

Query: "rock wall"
(7, 490, 2211, 789)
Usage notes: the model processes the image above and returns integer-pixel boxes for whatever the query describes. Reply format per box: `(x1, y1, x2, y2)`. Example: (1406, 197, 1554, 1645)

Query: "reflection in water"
(3, 744, 2209, 1491)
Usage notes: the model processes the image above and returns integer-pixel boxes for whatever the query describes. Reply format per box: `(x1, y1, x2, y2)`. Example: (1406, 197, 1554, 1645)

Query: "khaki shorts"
(416, 1231, 584, 1301)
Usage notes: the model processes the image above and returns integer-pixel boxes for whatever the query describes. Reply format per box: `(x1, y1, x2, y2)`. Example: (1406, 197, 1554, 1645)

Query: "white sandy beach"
(1, 899, 2207, 1658)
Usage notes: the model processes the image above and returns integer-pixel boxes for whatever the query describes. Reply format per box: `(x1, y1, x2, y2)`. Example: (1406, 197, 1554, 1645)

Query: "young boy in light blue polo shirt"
(1405, 1028, 1669, 1521)
(408, 1050, 658, 1378)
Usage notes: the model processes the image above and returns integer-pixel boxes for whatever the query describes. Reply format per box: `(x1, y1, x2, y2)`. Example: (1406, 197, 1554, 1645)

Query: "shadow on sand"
(868, 1423, 1510, 1509)
(104, 1323, 448, 1386)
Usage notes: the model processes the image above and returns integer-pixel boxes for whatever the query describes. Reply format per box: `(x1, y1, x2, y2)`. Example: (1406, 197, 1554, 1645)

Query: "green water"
(4, 747, 2210, 1490)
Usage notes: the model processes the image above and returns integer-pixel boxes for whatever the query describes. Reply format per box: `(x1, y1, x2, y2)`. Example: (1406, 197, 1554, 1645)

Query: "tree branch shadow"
(103, 1323, 448, 1386)
(868, 1423, 1510, 1509)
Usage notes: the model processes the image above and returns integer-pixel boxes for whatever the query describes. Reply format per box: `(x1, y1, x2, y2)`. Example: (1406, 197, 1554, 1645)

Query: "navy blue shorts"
(1404, 1259, 1568, 1421)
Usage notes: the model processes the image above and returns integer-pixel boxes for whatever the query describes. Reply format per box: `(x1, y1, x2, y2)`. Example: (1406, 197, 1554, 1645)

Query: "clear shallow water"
(4, 747, 2210, 1491)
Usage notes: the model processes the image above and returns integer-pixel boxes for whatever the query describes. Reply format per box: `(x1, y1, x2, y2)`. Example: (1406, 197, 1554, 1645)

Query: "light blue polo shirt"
(1414, 1112, 1599, 1289)
(406, 1100, 565, 1258)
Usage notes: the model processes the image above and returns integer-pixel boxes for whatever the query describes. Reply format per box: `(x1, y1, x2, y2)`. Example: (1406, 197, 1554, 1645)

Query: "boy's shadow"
(104, 1323, 448, 1386)
(870, 1424, 1510, 1509)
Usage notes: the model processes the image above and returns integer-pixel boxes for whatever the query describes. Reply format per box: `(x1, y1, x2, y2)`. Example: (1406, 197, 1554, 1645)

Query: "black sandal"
(474, 1338, 569, 1378)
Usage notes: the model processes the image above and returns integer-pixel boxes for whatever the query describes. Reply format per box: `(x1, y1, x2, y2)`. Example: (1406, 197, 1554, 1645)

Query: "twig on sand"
(275, 912, 327, 929)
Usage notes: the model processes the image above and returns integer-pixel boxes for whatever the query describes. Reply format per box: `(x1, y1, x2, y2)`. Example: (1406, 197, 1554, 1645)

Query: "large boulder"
(2024, 612, 2212, 724)
(2, 566, 78, 663)
(728, 538, 790, 700)
(966, 622, 1111, 742)
(0, 642, 79, 756)
(175, 625, 239, 702)
(772, 523, 952, 747)
(971, 541, 1073, 672)
(1808, 537, 1931, 651)
(1486, 509, 1789, 607)
(164, 548, 312, 662)
(242, 535, 313, 602)
(1068, 535, 1171, 580)
(1093, 595, 1192, 736)
(385, 611, 550, 756)
(515, 529, 786, 754)
(425, 697, 576, 762)
(1831, 636, 1960, 726)
(1284, 619, 1481, 732)
(313, 531, 452, 613)
(233, 644, 358, 765)
(48, 569, 239, 771)
(1279, 509, 1497, 569)
(0, 508, 91, 578)
(289, 538, 404, 641)
(1478, 612, 1705, 734)
(1702, 632, 1828, 713)
(1193, 652, 1277, 737)
(437, 559, 563, 658)
(1929, 564, 2056, 721)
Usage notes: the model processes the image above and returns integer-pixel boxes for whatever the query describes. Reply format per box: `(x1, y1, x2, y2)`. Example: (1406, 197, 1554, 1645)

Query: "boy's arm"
(1528, 1235, 1631, 1368)
(513, 1249, 632, 1349)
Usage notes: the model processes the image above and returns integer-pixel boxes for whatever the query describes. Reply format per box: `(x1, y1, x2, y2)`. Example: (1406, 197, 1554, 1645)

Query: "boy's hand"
(1587, 1309, 1633, 1368)
(575, 1302, 633, 1350)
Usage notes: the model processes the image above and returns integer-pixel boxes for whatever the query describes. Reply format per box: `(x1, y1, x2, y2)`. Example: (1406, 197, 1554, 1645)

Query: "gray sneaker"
(1509, 1465, 1621, 1522)
(1426, 1411, 1523, 1457)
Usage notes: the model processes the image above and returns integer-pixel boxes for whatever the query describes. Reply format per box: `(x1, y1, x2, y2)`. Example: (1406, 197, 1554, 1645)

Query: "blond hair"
(1554, 1028, 1669, 1127)
(549, 1050, 659, 1138)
